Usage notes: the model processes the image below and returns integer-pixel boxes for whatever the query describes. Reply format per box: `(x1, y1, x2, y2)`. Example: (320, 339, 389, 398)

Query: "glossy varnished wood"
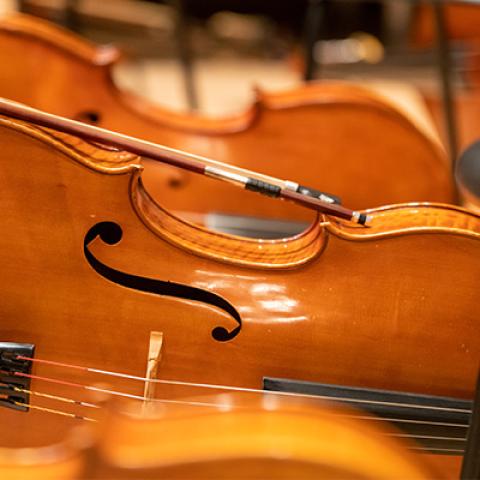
(0, 13, 454, 222)
(0, 438, 85, 480)
(90, 397, 434, 479)
(0, 397, 435, 479)
(0, 117, 477, 480)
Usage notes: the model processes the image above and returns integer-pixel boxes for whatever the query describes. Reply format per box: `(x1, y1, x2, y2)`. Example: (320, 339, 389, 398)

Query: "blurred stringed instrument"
(0, 396, 436, 479)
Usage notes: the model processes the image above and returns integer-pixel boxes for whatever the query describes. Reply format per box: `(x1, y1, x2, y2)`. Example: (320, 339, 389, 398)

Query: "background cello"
(0, 13, 454, 225)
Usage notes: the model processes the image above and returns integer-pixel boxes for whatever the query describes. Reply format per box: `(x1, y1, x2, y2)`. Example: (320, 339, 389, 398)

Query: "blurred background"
(0, 0, 463, 118)
(4, 0, 480, 196)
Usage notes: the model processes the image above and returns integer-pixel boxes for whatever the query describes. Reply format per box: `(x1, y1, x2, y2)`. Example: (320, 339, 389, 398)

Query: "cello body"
(0, 13, 454, 221)
(0, 396, 435, 479)
(89, 396, 435, 479)
(0, 115, 477, 480)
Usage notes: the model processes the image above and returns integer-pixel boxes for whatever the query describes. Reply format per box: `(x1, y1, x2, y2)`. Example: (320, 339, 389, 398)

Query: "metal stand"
(172, 0, 198, 111)
(17, 0, 28, 13)
(62, 0, 80, 32)
(17, 0, 79, 30)
(432, 0, 458, 172)
(461, 368, 480, 480)
(303, 0, 326, 81)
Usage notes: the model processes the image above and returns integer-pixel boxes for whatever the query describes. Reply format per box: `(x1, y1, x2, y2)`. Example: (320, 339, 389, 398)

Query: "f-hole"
(83, 221, 242, 342)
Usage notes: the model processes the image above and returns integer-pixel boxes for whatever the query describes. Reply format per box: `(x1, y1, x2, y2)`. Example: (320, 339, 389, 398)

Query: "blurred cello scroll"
(0, 395, 437, 480)
(0, 12, 455, 220)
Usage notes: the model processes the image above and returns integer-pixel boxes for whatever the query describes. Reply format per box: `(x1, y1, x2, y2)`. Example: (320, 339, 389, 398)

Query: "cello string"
(2, 369, 470, 433)
(2, 370, 245, 409)
(341, 413, 468, 429)
(16, 355, 472, 415)
(12, 386, 100, 409)
(12, 400, 97, 422)
(2, 370, 470, 446)
(3, 371, 468, 450)
(409, 446, 464, 453)
(387, 432, 466, 442)
(3, 384, 233, 423)
(6, 397, 468, 451)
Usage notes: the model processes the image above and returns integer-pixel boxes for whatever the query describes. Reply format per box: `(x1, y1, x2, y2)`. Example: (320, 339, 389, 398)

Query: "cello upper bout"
(0, 114, 142, 174)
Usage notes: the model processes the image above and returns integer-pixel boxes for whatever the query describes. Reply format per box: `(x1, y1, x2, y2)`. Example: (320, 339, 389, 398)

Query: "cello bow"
(0, 97, 370, 226)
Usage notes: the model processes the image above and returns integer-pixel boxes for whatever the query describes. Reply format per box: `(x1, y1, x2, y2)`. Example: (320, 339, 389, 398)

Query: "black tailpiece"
(0, 342, 35, 411)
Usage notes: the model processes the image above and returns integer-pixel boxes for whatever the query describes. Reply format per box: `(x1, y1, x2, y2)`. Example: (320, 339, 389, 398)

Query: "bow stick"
(0, 98, 371, 225)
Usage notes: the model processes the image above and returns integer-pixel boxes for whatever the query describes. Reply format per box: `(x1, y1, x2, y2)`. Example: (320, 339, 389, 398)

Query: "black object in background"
(461, 368, 480, 480)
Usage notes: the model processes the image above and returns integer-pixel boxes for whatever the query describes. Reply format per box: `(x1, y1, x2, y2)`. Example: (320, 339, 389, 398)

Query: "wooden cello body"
(0, 13, 454, 221)
(89, 397, 435, 479)
(0, 115, 478, 480)
(0, 396, 435, 479)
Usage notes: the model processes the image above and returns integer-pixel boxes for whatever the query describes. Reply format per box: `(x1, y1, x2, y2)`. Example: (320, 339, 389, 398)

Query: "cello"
(0, 103, 477, 479)
(0, 395, 436, 479)
(0, 12, 454, 222)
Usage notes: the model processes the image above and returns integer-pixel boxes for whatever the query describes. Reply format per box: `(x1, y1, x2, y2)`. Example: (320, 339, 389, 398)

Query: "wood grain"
(0, 116, 476, 480)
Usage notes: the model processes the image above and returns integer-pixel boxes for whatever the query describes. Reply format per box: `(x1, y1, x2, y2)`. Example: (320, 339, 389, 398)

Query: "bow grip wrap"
(245, 178, 281, 198)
